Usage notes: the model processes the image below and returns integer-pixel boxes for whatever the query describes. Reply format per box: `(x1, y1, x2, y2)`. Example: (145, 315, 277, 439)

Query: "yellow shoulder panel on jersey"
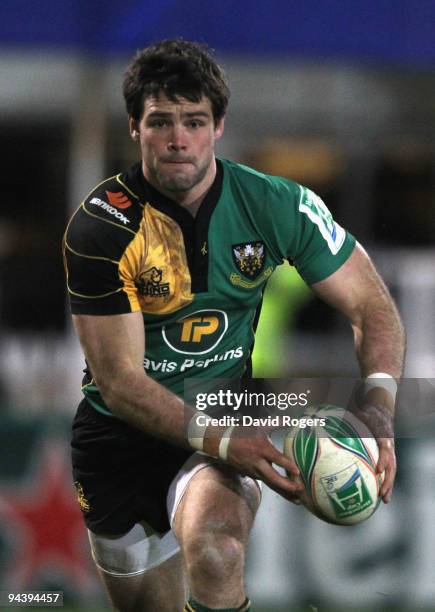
(118, 204, 194, 315)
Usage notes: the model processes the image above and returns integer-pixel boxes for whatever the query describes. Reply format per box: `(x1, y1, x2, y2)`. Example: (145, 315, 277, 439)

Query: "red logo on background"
(106, 190, 133, 209)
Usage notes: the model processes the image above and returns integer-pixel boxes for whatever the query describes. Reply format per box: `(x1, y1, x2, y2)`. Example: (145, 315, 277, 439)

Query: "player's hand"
(355, 404, 396, 503)
(225, 429, 305, 503)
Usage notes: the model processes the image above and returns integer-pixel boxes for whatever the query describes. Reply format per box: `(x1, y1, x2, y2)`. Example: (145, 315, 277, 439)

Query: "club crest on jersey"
(136, 266, 170, 298)
(232, 241, 265, 279)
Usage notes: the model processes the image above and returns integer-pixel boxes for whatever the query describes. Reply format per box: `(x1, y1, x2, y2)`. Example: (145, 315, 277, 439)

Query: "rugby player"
(63, 39, 405, 612)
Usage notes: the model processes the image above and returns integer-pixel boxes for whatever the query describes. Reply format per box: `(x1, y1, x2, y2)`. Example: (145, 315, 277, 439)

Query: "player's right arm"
(72, 311, 190, 445)
(72, 311, 303, 502)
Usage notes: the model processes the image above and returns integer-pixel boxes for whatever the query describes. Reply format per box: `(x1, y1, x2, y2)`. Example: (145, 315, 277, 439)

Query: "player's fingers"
(264, 444, 300, 477)
(377, 437, 395, 472)
(285, 482, 303, 505)
(267, 481, 303, 503)
(257, 459, 304, 501)
(380, 465, 395, 503)
(380, 460, 396, 499)
(377, 440, 396, 502)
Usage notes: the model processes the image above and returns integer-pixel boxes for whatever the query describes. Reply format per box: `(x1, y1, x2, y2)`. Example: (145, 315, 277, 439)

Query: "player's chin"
(161, 173, 196, 192)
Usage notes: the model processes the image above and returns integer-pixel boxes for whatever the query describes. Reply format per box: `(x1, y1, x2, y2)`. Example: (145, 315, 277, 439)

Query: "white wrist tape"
(188, 416, 236, 459)
(218, 425, 236, 461)
(187, 413, 209, 453)
(365, 372, 397, 402)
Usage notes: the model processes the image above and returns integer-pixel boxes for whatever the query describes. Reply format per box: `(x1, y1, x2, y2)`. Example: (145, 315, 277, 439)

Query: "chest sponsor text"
(143, 346, 244, 374)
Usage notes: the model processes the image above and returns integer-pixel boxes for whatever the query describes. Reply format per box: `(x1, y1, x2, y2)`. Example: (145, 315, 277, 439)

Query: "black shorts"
(71, 399, 193, 536)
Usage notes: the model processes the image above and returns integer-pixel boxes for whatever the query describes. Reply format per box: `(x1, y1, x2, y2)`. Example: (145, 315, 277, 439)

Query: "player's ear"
(129, 116, 140, 141)
(214, 116, 225, 141)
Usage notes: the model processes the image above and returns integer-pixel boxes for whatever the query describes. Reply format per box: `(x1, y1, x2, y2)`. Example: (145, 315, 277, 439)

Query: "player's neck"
(143, 158, 216, 218)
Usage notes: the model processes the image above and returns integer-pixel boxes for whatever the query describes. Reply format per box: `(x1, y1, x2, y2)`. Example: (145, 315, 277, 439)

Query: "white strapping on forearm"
(187, 413, 208, 452)
(218, 425, 236, 461)
(365, 372, 397, 401)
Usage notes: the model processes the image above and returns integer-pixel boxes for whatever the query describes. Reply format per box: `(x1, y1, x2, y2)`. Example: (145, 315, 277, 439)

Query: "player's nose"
(167, 124, 187, 151)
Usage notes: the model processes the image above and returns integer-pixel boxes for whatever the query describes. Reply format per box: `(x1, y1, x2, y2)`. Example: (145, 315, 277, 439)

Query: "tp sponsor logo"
(162, 309, 228, 355)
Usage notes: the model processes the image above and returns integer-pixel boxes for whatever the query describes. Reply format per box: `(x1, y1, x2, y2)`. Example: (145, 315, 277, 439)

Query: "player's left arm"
(311, 242, 406, 503)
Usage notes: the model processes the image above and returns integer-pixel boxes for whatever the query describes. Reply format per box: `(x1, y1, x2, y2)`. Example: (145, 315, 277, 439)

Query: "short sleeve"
(289, 186, 356, 284)
(63, 201, 143, 315)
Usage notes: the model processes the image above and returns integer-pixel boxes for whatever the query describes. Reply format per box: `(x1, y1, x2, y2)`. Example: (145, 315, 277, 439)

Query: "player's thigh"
(173, 463, 261, 550)
(98, 551, 186, 612)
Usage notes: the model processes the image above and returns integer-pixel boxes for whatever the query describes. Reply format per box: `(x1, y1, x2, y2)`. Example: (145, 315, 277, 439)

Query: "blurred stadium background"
(1, 1, 435, 610)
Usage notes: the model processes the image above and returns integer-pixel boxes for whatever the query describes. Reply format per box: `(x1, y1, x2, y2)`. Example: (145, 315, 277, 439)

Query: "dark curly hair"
(123, 39, 230, 124)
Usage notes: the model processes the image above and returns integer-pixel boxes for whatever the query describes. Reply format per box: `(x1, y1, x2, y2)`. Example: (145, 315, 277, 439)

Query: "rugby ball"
(283, 405, 383, 525)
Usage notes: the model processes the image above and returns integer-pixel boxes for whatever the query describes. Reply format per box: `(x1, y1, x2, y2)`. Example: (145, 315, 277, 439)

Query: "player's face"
(130, 93, 224, 199)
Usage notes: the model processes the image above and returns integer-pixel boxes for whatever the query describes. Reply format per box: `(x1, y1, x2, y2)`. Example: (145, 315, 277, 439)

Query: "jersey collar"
(123, 159, 224, 293)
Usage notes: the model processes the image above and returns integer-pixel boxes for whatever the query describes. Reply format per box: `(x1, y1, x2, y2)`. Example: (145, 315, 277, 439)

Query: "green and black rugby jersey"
(63, 158, 356, 414)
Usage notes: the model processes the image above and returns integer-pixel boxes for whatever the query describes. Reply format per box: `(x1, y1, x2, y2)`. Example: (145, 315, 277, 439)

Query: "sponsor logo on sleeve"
(299, 187, 345, 254)
(106, 190, 133, 209)
(89, 197, 130, 225)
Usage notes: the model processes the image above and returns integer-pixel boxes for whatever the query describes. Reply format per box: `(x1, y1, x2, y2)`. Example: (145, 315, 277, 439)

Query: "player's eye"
(149, 120, 169, 128)
(187, 120, 204, 128)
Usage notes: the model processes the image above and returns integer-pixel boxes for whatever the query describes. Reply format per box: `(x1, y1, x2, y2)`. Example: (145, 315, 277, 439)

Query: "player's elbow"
(93, 372, 113, 404)
(91, 369, 118, 408)
(93, 365, 147, 412)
